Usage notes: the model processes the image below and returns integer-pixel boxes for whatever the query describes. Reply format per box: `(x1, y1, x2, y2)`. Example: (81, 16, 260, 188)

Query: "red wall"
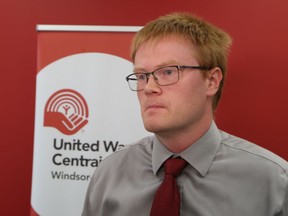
(1, 0, 287, 215)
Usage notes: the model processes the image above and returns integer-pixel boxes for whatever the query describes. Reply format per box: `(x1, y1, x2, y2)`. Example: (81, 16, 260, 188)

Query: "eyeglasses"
(125, 65, 209, 91)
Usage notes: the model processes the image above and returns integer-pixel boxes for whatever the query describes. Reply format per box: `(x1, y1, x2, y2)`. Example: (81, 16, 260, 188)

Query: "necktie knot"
(164, 158, 187, 176)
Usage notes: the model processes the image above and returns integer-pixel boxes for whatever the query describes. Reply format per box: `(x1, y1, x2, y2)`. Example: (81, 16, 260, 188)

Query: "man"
(82, 12, 288, 216)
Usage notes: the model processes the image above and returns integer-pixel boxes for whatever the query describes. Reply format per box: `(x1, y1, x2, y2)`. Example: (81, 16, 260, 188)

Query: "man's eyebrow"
(133, 61, 179, 72)
(133, 67, 146, 72)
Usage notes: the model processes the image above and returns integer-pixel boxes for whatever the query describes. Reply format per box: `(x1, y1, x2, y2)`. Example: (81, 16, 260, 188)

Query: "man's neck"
(156, 118, 213, 153)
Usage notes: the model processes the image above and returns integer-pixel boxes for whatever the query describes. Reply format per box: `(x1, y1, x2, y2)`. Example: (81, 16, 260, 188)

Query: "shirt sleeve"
(81, 168, 103, 216)
(282, 174, 288, 216)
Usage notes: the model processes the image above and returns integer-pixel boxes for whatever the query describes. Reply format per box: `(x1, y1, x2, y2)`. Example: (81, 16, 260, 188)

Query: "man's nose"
(144, 75, 160, 93)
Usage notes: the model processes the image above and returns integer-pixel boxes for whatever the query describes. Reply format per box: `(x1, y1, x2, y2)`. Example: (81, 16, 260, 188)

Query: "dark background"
(1, 0, 287, 215)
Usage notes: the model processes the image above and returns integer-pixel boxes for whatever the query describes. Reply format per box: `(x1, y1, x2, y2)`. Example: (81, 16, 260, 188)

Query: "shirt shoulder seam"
(221, 141, 288, 174)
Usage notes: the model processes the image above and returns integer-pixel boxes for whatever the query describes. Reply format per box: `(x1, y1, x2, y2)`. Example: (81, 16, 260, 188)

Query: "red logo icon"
(44, 89, 89, 135)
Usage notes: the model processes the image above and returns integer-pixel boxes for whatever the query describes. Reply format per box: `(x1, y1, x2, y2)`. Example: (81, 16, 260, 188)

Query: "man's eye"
(163, 69, 174, 76)
(136, 74, 146, 80)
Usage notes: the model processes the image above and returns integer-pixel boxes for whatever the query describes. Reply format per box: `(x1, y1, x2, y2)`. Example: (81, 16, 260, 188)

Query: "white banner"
(31, 26, 149, 216)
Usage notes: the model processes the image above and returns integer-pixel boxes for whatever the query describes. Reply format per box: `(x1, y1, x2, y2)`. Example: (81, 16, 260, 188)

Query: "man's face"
(134, 35, 215, 136)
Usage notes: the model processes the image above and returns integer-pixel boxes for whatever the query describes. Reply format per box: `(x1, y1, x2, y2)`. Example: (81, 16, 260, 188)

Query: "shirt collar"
(152, 136, 173, 175)
(152, 121, 221, 177)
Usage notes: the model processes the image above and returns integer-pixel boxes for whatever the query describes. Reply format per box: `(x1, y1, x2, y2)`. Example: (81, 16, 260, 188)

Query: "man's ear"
(207, 67, 223, 96)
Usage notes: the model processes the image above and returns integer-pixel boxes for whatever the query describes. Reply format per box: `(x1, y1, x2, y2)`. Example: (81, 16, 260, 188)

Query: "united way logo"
(44, 89, 89, 135)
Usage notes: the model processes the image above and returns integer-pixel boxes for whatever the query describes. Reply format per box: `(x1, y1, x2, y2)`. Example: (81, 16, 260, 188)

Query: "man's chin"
(143, 123, 165, 134)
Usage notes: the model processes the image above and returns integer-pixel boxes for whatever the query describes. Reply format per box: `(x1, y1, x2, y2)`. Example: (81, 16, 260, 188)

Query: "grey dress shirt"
(82, 121, 288, 216)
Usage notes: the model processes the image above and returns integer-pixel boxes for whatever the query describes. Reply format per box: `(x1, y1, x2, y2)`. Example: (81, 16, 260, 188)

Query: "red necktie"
(150, 158, 188, 216)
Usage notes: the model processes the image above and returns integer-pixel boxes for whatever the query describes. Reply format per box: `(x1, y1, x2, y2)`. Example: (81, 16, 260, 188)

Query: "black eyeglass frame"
(125, 65, 210, 91)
